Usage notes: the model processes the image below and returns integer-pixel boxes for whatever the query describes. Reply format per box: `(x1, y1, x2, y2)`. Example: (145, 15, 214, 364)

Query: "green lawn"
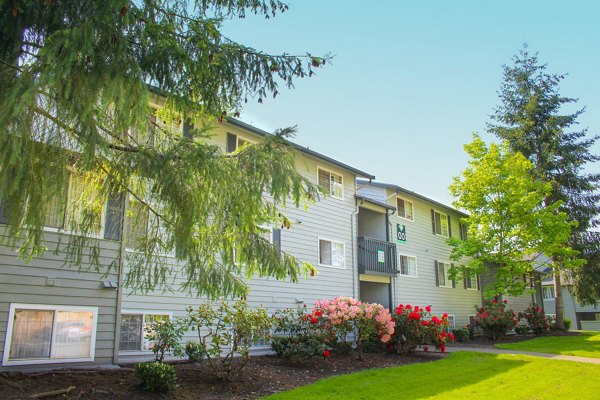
(265, 352, 600, 400)
(496, 331, 600, 359)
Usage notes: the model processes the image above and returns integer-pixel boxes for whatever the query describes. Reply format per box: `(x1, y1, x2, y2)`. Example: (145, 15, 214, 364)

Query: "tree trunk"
(553, 260, 566, 330)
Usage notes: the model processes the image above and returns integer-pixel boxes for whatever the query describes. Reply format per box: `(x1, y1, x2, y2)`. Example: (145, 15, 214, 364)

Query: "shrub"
(144, 318, 187, 362)
(136, 361, 177, 393)
(271, 306, 334, 363)
(564, 318, 572, 331)
(452, 327, 470, 342)
(391, 304, 453, 354)
(473, 299, 517, 340)
(184, 341, 206, 362)
(187, 301, 273, 381)
(312, 297, 395, 360)
(518, 303, 550, 335)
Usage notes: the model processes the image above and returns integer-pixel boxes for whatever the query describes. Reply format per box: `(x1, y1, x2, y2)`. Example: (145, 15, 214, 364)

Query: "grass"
(264, 352, 600, 400)
(496, 331, 600, 359)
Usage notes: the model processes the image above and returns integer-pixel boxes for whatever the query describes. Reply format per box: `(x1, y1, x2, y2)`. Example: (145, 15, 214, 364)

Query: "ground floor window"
(3, 304, 97, 366)
(542, 286, 555, 300)
(119, 312, 170, 352)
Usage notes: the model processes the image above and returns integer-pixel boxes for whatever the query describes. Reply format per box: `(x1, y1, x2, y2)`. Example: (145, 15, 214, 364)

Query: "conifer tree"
(0, 0, 330, 297)
(488, 46, 600, 328)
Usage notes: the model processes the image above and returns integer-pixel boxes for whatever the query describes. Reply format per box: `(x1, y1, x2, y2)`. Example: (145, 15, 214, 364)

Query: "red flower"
(425, 305, 432, 313)
(310, 317, 318, 324)
(503, 300, 508, 304)
(406, 304, 412, 310)
(466, 323, 470, 328)
(442, 312, 449, 319)
(440, 345, 446, 353)
(421, 320, 430, 326)
(395, 305, 404, 315)
(323, 350, 331, 358)
(314, 310, 323, 317)
(423, 346, 429, 352)
(414, 306, 420, 313)
(448, 332, 455, 341)
(431, 316, 441, 325)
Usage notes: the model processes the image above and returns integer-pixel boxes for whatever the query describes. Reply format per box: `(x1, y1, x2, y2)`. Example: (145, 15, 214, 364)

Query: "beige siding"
(0, 227, 120, 370)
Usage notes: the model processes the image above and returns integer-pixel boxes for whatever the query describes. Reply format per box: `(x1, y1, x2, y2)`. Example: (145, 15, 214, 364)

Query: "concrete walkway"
(445, 346, 600, 365)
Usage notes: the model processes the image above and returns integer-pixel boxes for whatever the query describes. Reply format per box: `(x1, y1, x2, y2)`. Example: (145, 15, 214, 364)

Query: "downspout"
(386, 208, 396, 309)
(351, 193, 363, 300)
(113, 195, 128, 365)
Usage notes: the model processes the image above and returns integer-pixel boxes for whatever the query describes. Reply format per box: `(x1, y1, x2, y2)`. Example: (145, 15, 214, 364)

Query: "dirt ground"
(0, 352, 440, 400)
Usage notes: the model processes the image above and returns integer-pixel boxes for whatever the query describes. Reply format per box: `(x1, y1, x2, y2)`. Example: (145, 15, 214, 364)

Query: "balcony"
(357, 236, 398, 276)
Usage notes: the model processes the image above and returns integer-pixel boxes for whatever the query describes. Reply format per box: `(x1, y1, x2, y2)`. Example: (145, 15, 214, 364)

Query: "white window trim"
(236, 135, 255, 149)
(433, 209, 449, 238)
(542, 286, 555, 300)
(396, 196, 414, 222)
(317, 166, 344, 201)
(445, 314, 456, 331)
(437, 261, 454, 289)
(317, 237, 346, 269)
(118, 310, 173, 355)
(398, 253, 418, 278)
(2, 303, 98, 367)
(465, 274, 479, 291)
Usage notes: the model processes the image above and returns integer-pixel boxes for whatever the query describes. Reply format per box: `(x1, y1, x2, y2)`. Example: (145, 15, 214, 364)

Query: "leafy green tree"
(449, 135, 578, 298)
(0, 0, 329, 297)
(488, 46, 600, 327)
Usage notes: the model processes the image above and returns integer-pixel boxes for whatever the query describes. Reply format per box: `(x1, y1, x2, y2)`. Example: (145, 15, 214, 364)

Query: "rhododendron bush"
(312, 297, 395, 359)
(391, 304, 453, 354)
(518, 303, 551, 335)
(270, 306, 335, 363)
(474, 299, 517, 340)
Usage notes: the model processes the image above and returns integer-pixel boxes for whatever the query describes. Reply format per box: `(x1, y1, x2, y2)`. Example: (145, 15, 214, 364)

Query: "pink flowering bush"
(391, 304, 453, 354)
(474, 299, 517, 340)
(518, 303, 551, 335)
(312, 297, 395, 359)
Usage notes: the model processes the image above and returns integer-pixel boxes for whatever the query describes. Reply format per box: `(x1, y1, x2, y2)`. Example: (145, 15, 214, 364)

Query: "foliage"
(0, 0, 329, 298)
(187, 300, 273, 380)
(452, 327, 470, 343)
(184, 341, 207, 363)
(449, 134, 577, 298)
(144, 318, 187, 362)
(312, 297, 395, 359)
(518, 303, 551, 335)
(473, 300, 517, 340)
(263, 352, 600, 400)
(564, 318, 572, 331)
(496, 331, 600, 359)
(270, 306, 334, 363)
(488, 45, 600, 318)
(135, 361, 177, 393)
(391, 304, 452, 354)
(514, 324, 529, 335)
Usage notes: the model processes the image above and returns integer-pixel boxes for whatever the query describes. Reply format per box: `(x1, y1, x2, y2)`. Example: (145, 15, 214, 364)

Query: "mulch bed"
(449, 330, 583, 348)
(1, 352, 440, 399)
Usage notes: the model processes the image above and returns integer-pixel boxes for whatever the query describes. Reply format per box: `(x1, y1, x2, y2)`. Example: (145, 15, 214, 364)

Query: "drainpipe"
(113, 195, 128, 365)
(386, 208, 396, 310)
(351, 192, 363, 300)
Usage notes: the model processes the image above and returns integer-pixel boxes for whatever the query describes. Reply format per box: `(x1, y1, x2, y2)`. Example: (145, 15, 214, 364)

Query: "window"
(3, 304, 97, 366)
(464, 273, 479, 290)
(396, 197, 414, 221)
(44, 172, 104, 235)
(432, 210, 450, 237)
(398, 254, 417, 277)
(459, 223, 468, 241)
(234, 225, 274, 264)
(445, 315, 456, 332)
(542, 286, 555, 300)
(226, 132, 254, 152)
(319, 238, 345, 268)
(436, 261, 453, 288)
(317, 168, 343, 199)
(119, 313, 170, 352)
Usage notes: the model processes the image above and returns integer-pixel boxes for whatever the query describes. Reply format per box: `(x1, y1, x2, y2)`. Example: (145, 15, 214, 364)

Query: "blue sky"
(222, 0, 600, 206)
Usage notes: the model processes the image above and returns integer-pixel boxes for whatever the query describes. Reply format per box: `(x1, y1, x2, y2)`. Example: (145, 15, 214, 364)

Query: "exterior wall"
(542, 284, 599, 330)
(119, 121, 361, 362)
(0, 227, 120, 370)
(357, 207, 387, 241)
(358, 185, 482, 329)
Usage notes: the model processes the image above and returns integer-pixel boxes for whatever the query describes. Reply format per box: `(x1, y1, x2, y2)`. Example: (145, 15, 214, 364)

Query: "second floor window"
(436, 261, 453, 288)
(399, 254, 417, 277)
(317, 168, 343, 199)
(319, 238, 345, 267)
(542, 286, 555, 300)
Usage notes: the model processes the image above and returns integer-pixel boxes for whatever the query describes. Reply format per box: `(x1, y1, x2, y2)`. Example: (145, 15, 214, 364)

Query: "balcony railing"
(357, 236, 398, 275)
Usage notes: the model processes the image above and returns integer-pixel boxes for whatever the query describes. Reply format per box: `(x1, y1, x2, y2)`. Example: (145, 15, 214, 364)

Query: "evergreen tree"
(0, 0, 330, 297)
(488, 46, 600, 328)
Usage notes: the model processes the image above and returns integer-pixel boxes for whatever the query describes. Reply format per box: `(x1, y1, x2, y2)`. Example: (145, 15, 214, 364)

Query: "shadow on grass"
(265, 352, 530, 400)
(496, 331, 600, 357)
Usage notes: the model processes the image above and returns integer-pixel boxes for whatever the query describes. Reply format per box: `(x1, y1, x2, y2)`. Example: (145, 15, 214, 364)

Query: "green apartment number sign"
(397, 224, 406, 244)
